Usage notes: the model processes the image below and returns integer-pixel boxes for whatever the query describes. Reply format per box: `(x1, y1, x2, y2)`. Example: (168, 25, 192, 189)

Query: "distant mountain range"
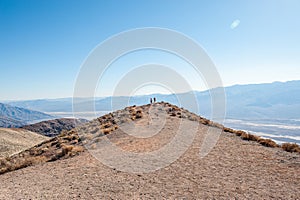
(223, 80, 300, 120)
(0, 103, 54, 128)
(2, 80, 299, 144)
(6, 80, 300, 120)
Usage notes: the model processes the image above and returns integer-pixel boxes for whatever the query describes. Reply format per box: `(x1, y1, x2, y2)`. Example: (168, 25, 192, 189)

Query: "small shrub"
(131, 116, 136, 120)
(0, 155, 49, 175)
(102, 128, 112, 135)
(281, 143, 300, 153)
(247, 133, 260, 142)
(240, 132, 259, 141)
(235, 130, 245, 136)
(129, 109, 135, 113)
(61, 145, 73, 156)
(200, 119, 210, 125)
(135, 111, 143, 119)
(258, 138, 278, 148)
(102, 123, 112, 129)
(61, 135, 77, 142)
(170, 112, 176, 117)
(70, 146, 85, 154)
(240, 132, 250, 140)
(207, 121, 214, 126)
(223, 127, 234, 133)
(0, 158, 10, 174)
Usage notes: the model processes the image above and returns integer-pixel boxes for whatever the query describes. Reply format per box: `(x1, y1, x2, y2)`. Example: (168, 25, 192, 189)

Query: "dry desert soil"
(0, 103, 299, 199)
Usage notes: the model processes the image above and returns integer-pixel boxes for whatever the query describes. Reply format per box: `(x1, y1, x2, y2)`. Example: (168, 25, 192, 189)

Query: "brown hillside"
(21, 118, 88, 137)
(0, 102, 299, 199)
(0, 128, 48, 159)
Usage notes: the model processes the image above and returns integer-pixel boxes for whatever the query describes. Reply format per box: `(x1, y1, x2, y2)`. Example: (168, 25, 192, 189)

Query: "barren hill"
(0, 128, 48, 159)
(0, 102, 299, 199)
(0, 116, 24, 128)
(0, 102, 53, 128)
(21, 118, 88, 137)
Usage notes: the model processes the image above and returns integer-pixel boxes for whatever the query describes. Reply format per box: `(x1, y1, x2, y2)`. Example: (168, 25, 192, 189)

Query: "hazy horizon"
(1, 79, 299, 101)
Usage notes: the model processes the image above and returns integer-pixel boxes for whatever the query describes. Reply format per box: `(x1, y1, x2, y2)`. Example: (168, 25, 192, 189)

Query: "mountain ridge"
(21, 118, 89, 137)
(5, 80, 300, 119)
(0, 102, 299, 199)
(0, 103, 54, 128)
(0, 102, 299, 175)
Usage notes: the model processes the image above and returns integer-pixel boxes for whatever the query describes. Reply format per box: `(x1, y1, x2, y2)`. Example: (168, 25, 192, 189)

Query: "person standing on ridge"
(153, 97, 156, 103)
(150, 98, 153, 104)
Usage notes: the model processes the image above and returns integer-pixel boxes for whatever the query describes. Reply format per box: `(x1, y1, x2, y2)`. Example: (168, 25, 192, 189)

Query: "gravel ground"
(0, 104, 299, 199)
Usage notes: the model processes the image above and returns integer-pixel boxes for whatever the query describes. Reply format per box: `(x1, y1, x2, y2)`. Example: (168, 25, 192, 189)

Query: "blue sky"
(1, 0, 299, 100)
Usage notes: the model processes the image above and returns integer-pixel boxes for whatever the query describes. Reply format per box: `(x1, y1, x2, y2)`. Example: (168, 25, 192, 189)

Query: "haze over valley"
(4, 80, 300, 144)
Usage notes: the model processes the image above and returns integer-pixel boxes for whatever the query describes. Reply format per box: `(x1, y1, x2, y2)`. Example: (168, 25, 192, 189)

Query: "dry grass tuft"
(258, 138, 278, 148)
(102, 122, 112, 129)
(223, 127, 234, 133)
(281, 143, 300, 153)
(102, 128, 113, 135)
(240, 132, 263, 142)
(222, 126, 279, 149)
(200, 119, 210, 125)
(131, 116, 136, 121)
(240, 132, 250, 140)
(234, 130, 245, 136)
(61, 144, 74, 155)
(0, 128, 86, 175)
(135, 110, 143, 119)
(0, 155, 48, 175)
(170, 112, 176, 117)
